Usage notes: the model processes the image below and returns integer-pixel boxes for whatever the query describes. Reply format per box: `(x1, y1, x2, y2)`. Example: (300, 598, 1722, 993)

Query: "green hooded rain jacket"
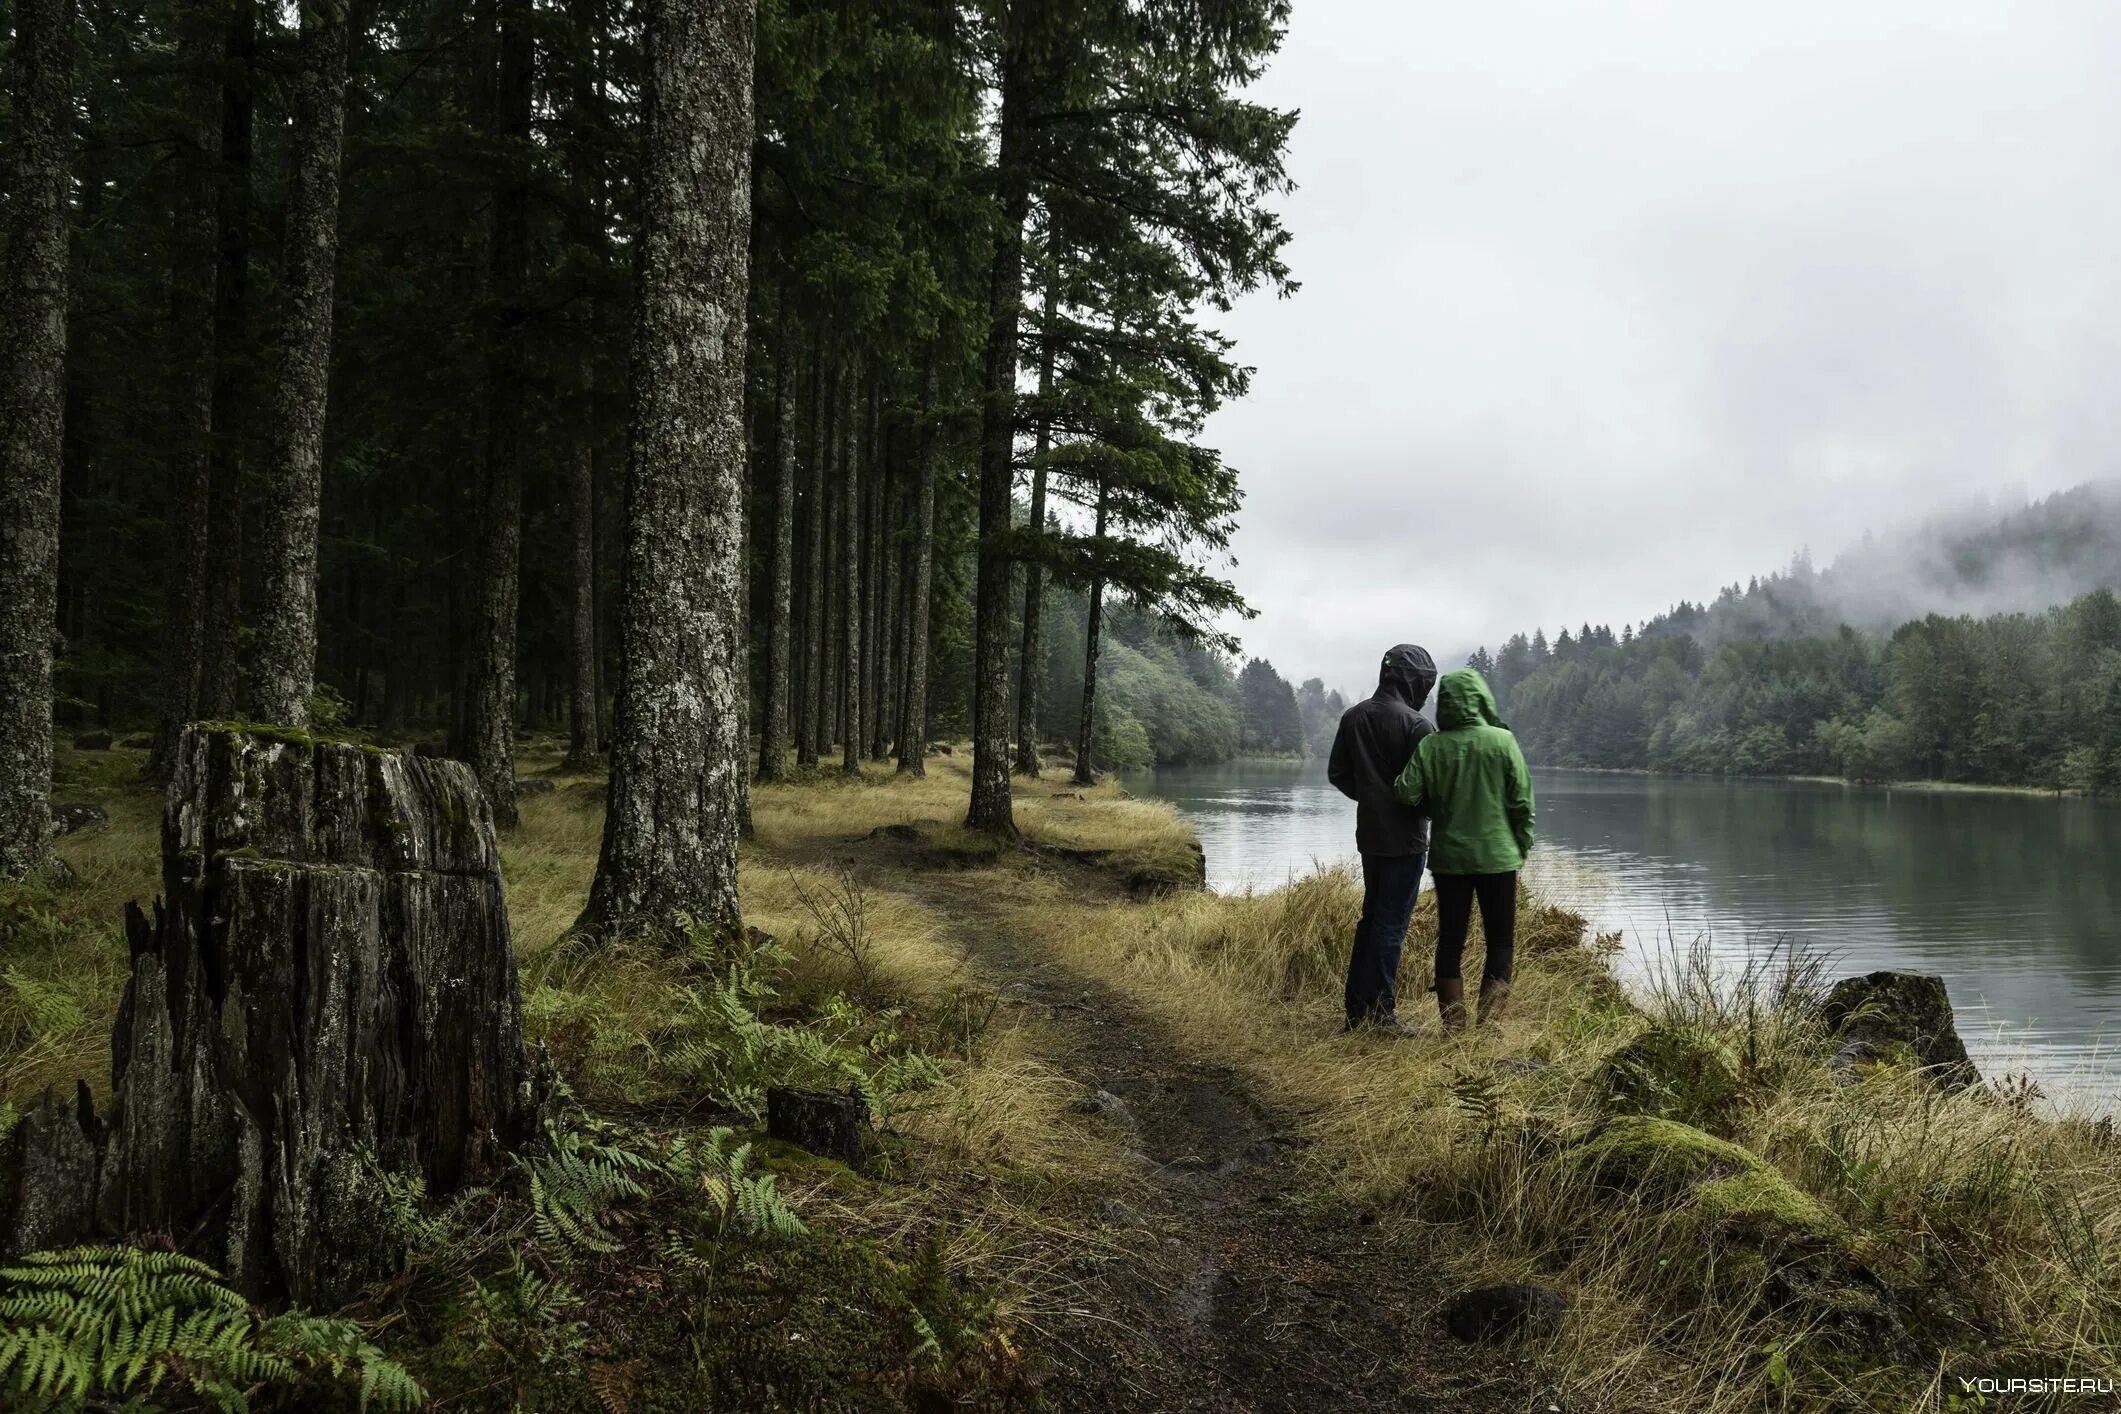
(1392, 669, 1536, 875)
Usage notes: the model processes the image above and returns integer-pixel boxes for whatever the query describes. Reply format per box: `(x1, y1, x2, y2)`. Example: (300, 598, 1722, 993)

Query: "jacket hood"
(1376, 644, 1438, 709)
(1437, 668, 1506, 730)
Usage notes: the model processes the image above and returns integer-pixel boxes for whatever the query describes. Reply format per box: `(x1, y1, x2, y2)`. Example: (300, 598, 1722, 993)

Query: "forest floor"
(762, 823, 1542, 1413)
(9, 739, 2120, 1412)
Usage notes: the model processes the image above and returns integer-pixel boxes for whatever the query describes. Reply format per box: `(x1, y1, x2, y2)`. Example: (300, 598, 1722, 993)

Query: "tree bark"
(968, 57, 1030, 834)
(758, 311, 796, 781)
(200, 0, 256, 720)
(840, 364, 863, 777)
(464, 0, 534, 827)
(797, 353, 825, 767)
(871, 426, 900, 761)
(580, 0, 754, 940)
(249, 0, 352, 728)
(1075, 485, 1109, 786)
(0, 726, 545, 1305)
(1014, 285, 1058, 776)
(897, 362, 938, 776)
(155, 1, 229, 778)
(564, 435, 601, 767)
(0, 0, 73, 879)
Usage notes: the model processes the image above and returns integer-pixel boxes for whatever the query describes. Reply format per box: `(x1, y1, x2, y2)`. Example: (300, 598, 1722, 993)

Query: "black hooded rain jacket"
(1327, 644, 1439, 857)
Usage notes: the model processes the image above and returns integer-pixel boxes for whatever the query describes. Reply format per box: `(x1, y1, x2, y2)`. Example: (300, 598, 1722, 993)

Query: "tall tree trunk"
(564, 438, 600, 767)
(1014, 284, 1057, 776)
(860, 381, 882, 759)
(0, 0, 72, 879)
(821, 369, 841, 750)
(840, 363, 863, 777)
(797, 353, 825, 766)
(154, 1, 228, 777)
(465, 0, 533, 827)
(871, 425, 899, 761)
(897, 362, 938, 776)
(200, 0, 256, 719)
(968, 58, 1030, 834)
(580, 0, 753, 940)
(1074, 485, 1109, 786)
(249, 0, 351, 728)
(758, 311, 796, 781)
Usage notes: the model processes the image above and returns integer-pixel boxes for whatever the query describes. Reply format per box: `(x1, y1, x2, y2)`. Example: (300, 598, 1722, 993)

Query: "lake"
(1125, 759, 2121, 1108)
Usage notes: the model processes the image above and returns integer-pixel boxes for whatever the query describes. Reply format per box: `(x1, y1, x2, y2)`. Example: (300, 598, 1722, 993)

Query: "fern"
(665, 1127, 805, 1240)
(516, 1119, 657, 1257)
(0, 1244, 423, 1411)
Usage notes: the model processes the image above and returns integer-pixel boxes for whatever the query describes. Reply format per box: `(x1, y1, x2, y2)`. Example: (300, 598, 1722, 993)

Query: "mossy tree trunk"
(579, 0, 754, 940)
(249, 0, 352, 728)
(0, 0, 74, 880)
(0, 726, 545, 1306)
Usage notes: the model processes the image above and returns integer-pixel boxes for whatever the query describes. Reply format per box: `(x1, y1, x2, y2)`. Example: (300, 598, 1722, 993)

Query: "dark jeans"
(1433, 871, 1517, 986)
(1347, 850, 1426, 1023)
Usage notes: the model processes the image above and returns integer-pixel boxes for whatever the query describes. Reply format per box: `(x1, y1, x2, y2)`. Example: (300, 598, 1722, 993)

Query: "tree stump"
(766, 1085, 872, 1164)
(0, 725, 546, 1305)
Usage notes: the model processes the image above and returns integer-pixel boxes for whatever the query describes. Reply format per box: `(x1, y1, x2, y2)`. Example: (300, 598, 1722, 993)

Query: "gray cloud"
(1207, 0, 2121, 696)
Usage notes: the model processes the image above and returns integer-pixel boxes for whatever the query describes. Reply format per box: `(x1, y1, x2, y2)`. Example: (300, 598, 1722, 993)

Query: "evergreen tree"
(0, 0, 73, 878)
(582, 0, 755, 939)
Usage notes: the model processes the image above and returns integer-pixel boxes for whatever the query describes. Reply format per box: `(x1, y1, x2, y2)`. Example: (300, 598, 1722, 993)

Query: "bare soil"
(774, 827, 1554, 1414)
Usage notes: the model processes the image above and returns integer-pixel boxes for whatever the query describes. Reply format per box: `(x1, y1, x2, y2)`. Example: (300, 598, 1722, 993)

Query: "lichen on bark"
(579, 0, 754, 941)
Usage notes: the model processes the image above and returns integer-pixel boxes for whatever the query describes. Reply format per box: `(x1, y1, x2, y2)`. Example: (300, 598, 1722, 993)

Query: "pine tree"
(581, 0, 755, 940)
(250, 0, 353, 727)
(0, 0, 74, 879)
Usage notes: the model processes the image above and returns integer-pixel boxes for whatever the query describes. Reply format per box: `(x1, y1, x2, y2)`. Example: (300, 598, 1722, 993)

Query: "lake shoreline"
(1528, 760, 2090, 800)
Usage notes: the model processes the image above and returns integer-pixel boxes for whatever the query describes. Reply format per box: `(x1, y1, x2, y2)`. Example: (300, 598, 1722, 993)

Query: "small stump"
(767, 1085, 872, 1163)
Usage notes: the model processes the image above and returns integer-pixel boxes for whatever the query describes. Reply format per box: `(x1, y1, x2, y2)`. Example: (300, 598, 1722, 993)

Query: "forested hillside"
(1471, 488, 2121, 792)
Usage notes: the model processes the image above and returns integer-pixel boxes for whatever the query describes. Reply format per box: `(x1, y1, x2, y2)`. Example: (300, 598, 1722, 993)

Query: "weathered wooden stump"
(0, 725, 545, 1304)
(766, 1085, 872, 1163)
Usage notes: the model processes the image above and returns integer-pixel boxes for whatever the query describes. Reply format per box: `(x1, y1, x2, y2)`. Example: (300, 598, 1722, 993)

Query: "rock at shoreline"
(1601, 1024, 1743, 1131)
(1572, 1116, 1839, 1241)
(1820, 970, 1979, 1090)
(1442, 1284, 1567, 1344)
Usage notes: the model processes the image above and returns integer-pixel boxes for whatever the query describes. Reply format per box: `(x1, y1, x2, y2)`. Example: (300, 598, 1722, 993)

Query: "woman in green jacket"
(1392, 669, 1535, 1031)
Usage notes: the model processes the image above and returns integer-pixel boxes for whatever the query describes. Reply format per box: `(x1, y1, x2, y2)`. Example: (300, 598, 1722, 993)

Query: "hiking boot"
(1478, 977, 1513, 1027)
(1436, 977, 1468, 1034)
(1343, 1013, 1419, 1039)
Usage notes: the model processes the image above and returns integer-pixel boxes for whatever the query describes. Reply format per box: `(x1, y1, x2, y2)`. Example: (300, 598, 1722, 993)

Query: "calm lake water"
(1125, 759, 2121, 1107)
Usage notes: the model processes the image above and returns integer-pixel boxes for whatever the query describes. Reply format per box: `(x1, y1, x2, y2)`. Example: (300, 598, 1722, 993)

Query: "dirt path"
(784, 835, 1545, 1413)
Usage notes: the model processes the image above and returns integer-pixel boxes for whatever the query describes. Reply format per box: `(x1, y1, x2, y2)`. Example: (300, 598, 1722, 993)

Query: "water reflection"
(1127, 759, 2121, 1106)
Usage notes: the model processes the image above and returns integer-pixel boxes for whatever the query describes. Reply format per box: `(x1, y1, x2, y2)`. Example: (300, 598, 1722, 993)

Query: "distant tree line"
(1475, 587, 2121, 795)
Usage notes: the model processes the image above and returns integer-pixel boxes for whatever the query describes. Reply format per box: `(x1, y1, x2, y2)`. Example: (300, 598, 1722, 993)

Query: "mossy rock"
(1820, 970, 1979, 1090)
(1571, 1116, 1841, 1245)
(1572, 1115, 1759, 1194)
(1600, 1023, 1744, 1130)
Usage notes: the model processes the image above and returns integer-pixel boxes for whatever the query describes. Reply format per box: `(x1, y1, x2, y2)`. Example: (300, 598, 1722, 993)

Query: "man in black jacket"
(1327, 644, 1438, 1035)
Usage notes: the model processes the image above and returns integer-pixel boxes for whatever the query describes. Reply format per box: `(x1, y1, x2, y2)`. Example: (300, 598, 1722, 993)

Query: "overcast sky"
(1205, 0, 2121, 698)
